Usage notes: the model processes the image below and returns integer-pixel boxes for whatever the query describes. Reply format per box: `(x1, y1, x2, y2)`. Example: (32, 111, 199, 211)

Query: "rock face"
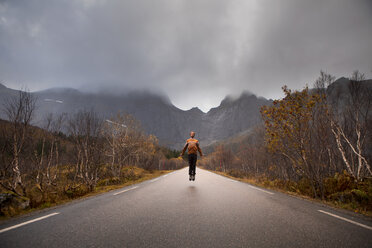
(0, 84, 271, 148)
(326, 77, 372, 109)
(202, 93, 269, 144)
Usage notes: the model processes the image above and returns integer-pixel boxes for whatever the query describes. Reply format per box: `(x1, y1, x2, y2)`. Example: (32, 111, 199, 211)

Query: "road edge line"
(113, 186, 139, 196)
(318, 210, 372, 231)
(0, 212, 60, 234)
(248, 185, 275, 195)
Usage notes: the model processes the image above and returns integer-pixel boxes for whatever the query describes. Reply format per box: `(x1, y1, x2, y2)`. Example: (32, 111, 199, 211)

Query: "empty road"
(1, 168, 371, 247)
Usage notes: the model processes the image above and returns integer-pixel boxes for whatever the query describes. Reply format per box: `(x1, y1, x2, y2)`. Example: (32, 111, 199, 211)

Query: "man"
(181, 131, 203, 181)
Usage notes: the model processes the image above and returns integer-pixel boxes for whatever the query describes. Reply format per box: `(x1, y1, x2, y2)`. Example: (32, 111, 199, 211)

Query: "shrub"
(351, 189, 369, 205)
(64, 184, 89, 199)
(97, 177, 121, 187)
(227, 169, 246, 178)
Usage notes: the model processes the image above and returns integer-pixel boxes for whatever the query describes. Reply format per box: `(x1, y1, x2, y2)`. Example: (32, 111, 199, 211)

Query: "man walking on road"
(181, 131, 203, 181)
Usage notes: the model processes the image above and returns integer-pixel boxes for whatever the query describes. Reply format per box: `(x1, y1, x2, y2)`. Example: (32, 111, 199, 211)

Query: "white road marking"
(248, 185, 274, 195)
(318, 210, 372, 231)
(0, 212, 60, 234)
(150, 178, 159, 182)
(228, 179, 237, 183)
(162, 174, 168, 177)
(113, 186, 139, 196)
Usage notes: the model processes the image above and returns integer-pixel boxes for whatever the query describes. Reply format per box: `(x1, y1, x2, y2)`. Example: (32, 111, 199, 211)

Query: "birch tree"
(68, 110, 104, 190)
(34, 113, 66, 192)
(330, 71, 372, 180)
(1, 90, 36, 195)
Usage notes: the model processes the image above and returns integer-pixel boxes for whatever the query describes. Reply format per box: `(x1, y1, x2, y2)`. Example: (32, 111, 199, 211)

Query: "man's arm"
(196, 142, 203, 156)
(180, 142, 188, 156)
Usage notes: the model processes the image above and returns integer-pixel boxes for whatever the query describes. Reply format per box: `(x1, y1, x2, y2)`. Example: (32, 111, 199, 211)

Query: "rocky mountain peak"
(220, 91, 255, 107)
(0, 84, 271, 148)
(187, 107, 204, 114)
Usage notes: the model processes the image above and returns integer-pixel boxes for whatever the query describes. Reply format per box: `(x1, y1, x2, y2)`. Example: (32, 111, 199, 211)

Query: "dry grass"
(0, 168, 171, 221)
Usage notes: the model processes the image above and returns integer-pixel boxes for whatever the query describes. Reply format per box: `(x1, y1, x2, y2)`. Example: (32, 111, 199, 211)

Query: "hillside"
(2, 77, 368, 148)
(203, 77, 372, 153)
(0, 84, 271, 148)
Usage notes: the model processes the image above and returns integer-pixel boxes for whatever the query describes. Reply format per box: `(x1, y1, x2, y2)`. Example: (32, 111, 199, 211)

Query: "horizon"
(0, 74, 368, 113)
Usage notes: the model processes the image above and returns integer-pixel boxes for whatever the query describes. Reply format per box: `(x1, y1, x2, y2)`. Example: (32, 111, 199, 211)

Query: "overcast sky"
(0, 0, 371, 112)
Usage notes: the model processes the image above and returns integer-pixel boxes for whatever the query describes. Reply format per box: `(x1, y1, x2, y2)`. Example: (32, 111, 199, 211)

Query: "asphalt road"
(1, 167, 371, 248)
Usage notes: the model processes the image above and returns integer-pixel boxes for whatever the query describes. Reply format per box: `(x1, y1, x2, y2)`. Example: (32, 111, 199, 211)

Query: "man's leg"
(188, 154, 193, 176)
(189, 154, 197, 176)
(191, 154, 197, 176)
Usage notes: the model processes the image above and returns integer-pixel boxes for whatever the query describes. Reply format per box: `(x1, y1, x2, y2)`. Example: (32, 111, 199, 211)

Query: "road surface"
(1, 168, 371, 247)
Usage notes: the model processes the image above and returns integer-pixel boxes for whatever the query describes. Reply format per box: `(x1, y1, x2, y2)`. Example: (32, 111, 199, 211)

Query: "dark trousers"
(188, 153, 197, 176)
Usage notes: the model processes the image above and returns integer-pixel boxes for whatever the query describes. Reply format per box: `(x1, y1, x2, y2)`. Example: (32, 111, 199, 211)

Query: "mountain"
(1, 77, 369, 148)
(0, 84, 271, 148)
(206, 76, 372, 150)
(202, 93, 269, 144)
(326, 77, 372, 109)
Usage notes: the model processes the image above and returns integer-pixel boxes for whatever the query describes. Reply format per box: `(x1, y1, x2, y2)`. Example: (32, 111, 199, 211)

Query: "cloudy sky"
(0, 0, 371, 112)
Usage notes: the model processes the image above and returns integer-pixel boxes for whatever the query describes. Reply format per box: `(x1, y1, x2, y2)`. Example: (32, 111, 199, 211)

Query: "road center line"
(0, 212, 60, 234)
(318, 210, 372, 231)
(113, 186, 139, 196)
(248, 185, 274, 195)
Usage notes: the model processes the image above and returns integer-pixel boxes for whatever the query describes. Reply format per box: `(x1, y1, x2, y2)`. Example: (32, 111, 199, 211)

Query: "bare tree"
(213, 145, 234, 172)
(330, 71, 372, 180)
(316, 70, 335, 88)
(103, 113, 160, 175)
(34, 113, 66, 192)
(103, 114, 128, 177)
(1, 89, 36, 195)
(68, 110, 104, 190)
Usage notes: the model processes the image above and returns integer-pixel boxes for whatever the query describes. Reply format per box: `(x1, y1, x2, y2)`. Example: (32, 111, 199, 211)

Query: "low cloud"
(0, 0, 371, 111)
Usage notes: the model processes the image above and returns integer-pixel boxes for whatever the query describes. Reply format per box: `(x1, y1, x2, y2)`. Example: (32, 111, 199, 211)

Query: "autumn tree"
(212, 145, 234, 172)
(261, 86, 329, 197)
(236, 127, 267, 176)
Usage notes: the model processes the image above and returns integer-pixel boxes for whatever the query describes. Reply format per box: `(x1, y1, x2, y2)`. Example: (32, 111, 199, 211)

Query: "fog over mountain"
(1, 0, 371, 112)
(0, 82, 270, 148)
(1, 77, 369, 149)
